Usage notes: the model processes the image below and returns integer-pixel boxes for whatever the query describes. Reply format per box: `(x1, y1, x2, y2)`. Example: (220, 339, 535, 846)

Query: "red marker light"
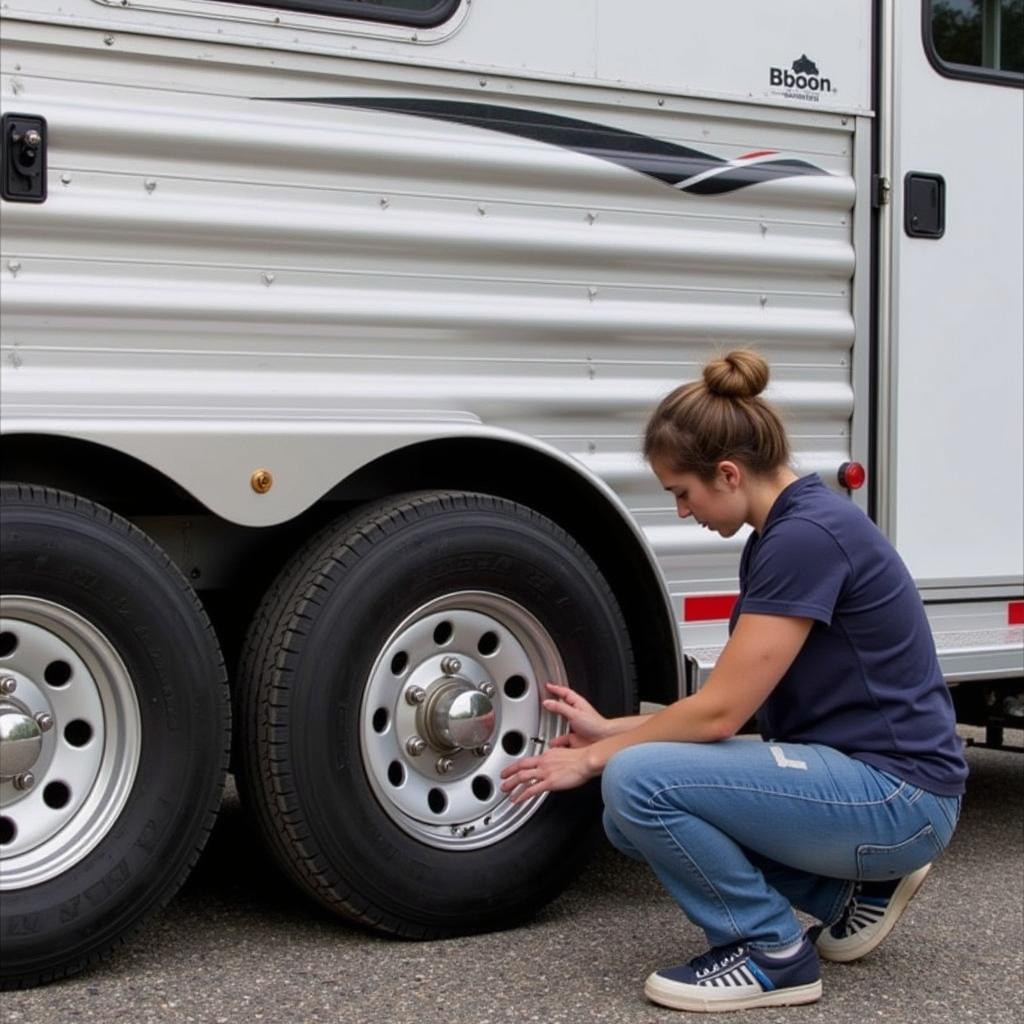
(838, 462, 866, 490)
(684, 595, 739, 622)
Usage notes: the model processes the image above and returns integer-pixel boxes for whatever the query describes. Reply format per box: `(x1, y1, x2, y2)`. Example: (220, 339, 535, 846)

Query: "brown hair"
(643, 349, 790, 480)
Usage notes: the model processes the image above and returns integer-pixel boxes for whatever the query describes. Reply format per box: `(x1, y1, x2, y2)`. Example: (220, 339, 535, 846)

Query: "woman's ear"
(716, 460, 743, 490)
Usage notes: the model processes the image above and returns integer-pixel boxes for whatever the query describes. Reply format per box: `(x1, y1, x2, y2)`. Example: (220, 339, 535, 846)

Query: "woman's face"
(649, 456, 748, 538)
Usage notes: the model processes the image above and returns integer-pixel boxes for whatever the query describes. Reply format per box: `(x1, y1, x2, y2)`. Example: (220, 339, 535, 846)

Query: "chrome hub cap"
(421, 681, 496, 752)
(0, 597, 142, 889)
(360, 591, 567, 850)
(0, 703, 44, 780)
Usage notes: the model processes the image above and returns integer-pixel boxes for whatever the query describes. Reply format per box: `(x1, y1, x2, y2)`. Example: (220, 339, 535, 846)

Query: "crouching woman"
(500, 349, 966, 1013)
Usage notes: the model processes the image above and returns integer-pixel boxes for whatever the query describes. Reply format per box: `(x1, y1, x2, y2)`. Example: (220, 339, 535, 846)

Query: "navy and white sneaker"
(816, 863, 932, 963)
(644, 937, 822, 1012)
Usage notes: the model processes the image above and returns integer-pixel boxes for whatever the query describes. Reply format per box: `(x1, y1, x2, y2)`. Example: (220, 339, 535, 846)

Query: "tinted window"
(930, 0, 1024, 74)
(222, 0, 460, 28)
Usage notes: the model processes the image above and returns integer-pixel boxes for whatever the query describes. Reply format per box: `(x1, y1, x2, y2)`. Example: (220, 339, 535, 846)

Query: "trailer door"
(887, 1, 1023, 586)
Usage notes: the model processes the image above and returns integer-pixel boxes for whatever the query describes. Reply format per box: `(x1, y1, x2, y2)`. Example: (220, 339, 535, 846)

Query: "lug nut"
(473, 743, 493, 758)
(13, 771, 35, 791)
(406, 736, 426, 756)
(0, 677, 16, 695)
(405, 686, 426, 706)
(440, 656, 461, 676)
(478, 681, 496, 699)
(435, 757, 454, 775)
(34, 712, 54, 732)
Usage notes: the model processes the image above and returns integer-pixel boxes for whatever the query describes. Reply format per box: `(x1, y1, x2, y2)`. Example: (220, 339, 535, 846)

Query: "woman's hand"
(499, 745, 599, 804)
(543, 683, 610, 748)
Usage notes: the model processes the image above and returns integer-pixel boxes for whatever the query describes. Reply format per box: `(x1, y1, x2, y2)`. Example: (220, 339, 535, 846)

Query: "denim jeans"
(601, 739, 961, 952)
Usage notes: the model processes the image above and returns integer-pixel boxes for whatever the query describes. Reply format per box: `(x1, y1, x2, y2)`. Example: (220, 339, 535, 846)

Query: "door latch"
(2, 114, 47, 203)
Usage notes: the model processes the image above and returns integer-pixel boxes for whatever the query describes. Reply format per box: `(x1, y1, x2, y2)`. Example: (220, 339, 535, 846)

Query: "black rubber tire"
(236, 490, 636, 936)
(0, 484, 230, 988)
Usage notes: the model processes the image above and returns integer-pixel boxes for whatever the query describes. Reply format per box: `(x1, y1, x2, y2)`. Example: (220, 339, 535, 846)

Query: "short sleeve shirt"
(729, 475, 967, 796)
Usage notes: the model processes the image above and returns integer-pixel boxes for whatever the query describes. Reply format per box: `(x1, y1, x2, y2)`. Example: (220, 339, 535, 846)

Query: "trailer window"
(927, 1, 1024, 82)
(221, 0, 460, 28)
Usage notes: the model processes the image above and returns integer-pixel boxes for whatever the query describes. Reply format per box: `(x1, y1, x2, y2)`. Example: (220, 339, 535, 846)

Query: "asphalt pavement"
(2, 727, 1021, 1024)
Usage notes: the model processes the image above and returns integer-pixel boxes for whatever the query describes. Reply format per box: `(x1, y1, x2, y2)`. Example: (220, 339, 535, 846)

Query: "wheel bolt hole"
(64, 720, 93, 747)
(43, 781, 71, 810)
(0, 817, 15, 845)
(390, 651, 409, 676)
(432, 621, 453, 646)
(372, 708, 389, 734)
(477, 631, 499, 656)
(471, 776, 493, 801)
(504, 675, 528, 699)
(0, 632, 17, 658)
(387, 760, 405, 787)
(44, 660, 72, 688)
(501, 731, 525, 756)
(427, 788, 447, 814)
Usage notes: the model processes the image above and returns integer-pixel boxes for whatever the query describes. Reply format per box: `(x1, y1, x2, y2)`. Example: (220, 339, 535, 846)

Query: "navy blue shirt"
(729, 474, 968, 796)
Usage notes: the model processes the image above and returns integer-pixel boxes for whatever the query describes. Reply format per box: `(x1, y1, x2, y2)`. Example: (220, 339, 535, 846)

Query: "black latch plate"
(2, 113, 48, 203)
(904, 172, 945, 239)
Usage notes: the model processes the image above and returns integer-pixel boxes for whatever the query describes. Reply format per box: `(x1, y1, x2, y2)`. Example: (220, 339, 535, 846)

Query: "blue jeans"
(601, 739, 961, 952)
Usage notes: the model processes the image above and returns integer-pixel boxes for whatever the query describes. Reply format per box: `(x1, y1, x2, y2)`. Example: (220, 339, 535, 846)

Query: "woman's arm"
(501, 612, 814, 802)
(540, 684, 651, 747)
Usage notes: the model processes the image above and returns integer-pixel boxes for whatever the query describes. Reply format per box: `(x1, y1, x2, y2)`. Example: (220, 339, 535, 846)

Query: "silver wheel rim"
(0, 596, 142, 889)
(359, 591, 567, 850)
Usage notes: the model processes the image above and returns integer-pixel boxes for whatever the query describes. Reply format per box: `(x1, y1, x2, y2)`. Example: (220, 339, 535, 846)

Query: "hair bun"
(703, 349, 769, 399)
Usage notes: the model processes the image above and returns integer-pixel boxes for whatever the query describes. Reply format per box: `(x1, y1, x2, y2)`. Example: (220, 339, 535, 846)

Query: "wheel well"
(1, 433, 680, 704)
(1, 434, 204, 515)
(334, 438, 680, 705)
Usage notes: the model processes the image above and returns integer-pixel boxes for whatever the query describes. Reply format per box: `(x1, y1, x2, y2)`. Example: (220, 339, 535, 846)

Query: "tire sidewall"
(274, 500, 633, 929)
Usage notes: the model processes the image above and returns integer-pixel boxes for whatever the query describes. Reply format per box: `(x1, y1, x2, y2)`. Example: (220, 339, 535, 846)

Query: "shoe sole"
(644, 976, 822, 1013)
(817, 863, 932, 963)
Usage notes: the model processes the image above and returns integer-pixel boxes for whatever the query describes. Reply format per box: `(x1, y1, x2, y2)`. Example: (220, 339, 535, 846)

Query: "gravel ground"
(2, 728, 1021, 1024)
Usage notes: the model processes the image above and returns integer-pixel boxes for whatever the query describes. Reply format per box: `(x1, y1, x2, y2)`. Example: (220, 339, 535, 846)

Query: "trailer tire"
(0, 484, 230, 988)
(236, 491, 636, 936)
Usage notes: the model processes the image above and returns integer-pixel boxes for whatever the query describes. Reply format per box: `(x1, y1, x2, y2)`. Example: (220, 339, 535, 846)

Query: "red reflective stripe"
(683, 594, 739, 622)
(739, 150, 776, 159)
(1009, 602, 1024, 626)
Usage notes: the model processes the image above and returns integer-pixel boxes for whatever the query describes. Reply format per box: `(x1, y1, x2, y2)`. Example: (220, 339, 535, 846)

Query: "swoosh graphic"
(283, 96, 828, 195)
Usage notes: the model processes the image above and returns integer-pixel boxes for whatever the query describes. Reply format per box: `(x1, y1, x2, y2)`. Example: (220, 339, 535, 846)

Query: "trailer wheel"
(236, 491, 636, 935)
(0, 484, 230, 988)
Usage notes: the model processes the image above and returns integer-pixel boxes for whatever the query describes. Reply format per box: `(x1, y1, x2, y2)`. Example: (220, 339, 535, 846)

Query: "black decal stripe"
(682, 158, 826, 195)
(286, 96, 828, 195)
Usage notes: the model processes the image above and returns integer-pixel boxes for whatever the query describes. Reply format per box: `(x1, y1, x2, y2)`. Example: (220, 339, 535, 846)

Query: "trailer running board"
(683, 626, 1024, 693)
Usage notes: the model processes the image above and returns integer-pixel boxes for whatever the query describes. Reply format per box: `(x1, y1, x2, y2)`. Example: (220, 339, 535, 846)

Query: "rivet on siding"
(586, 211, 598, 224)
(8, 261, 22, 277)
(760, 295, 768, 307)
(657, 98, 665, 107)
(262, 272, 275, 286)
(103, 35, 115, 46)
(251, 470, 274, 494)
(587, 287, 597, 301)
(144, 179, 157, 193)
(760, 222, 768, 236)
(477, 204, 486, 215)
(379, 196, 390, 209)
(60, 173, 72, 185)
(479, 79, 488, 87)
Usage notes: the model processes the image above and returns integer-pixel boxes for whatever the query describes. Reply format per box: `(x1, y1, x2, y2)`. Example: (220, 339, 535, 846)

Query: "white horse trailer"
(1, 0, 1021, 987)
